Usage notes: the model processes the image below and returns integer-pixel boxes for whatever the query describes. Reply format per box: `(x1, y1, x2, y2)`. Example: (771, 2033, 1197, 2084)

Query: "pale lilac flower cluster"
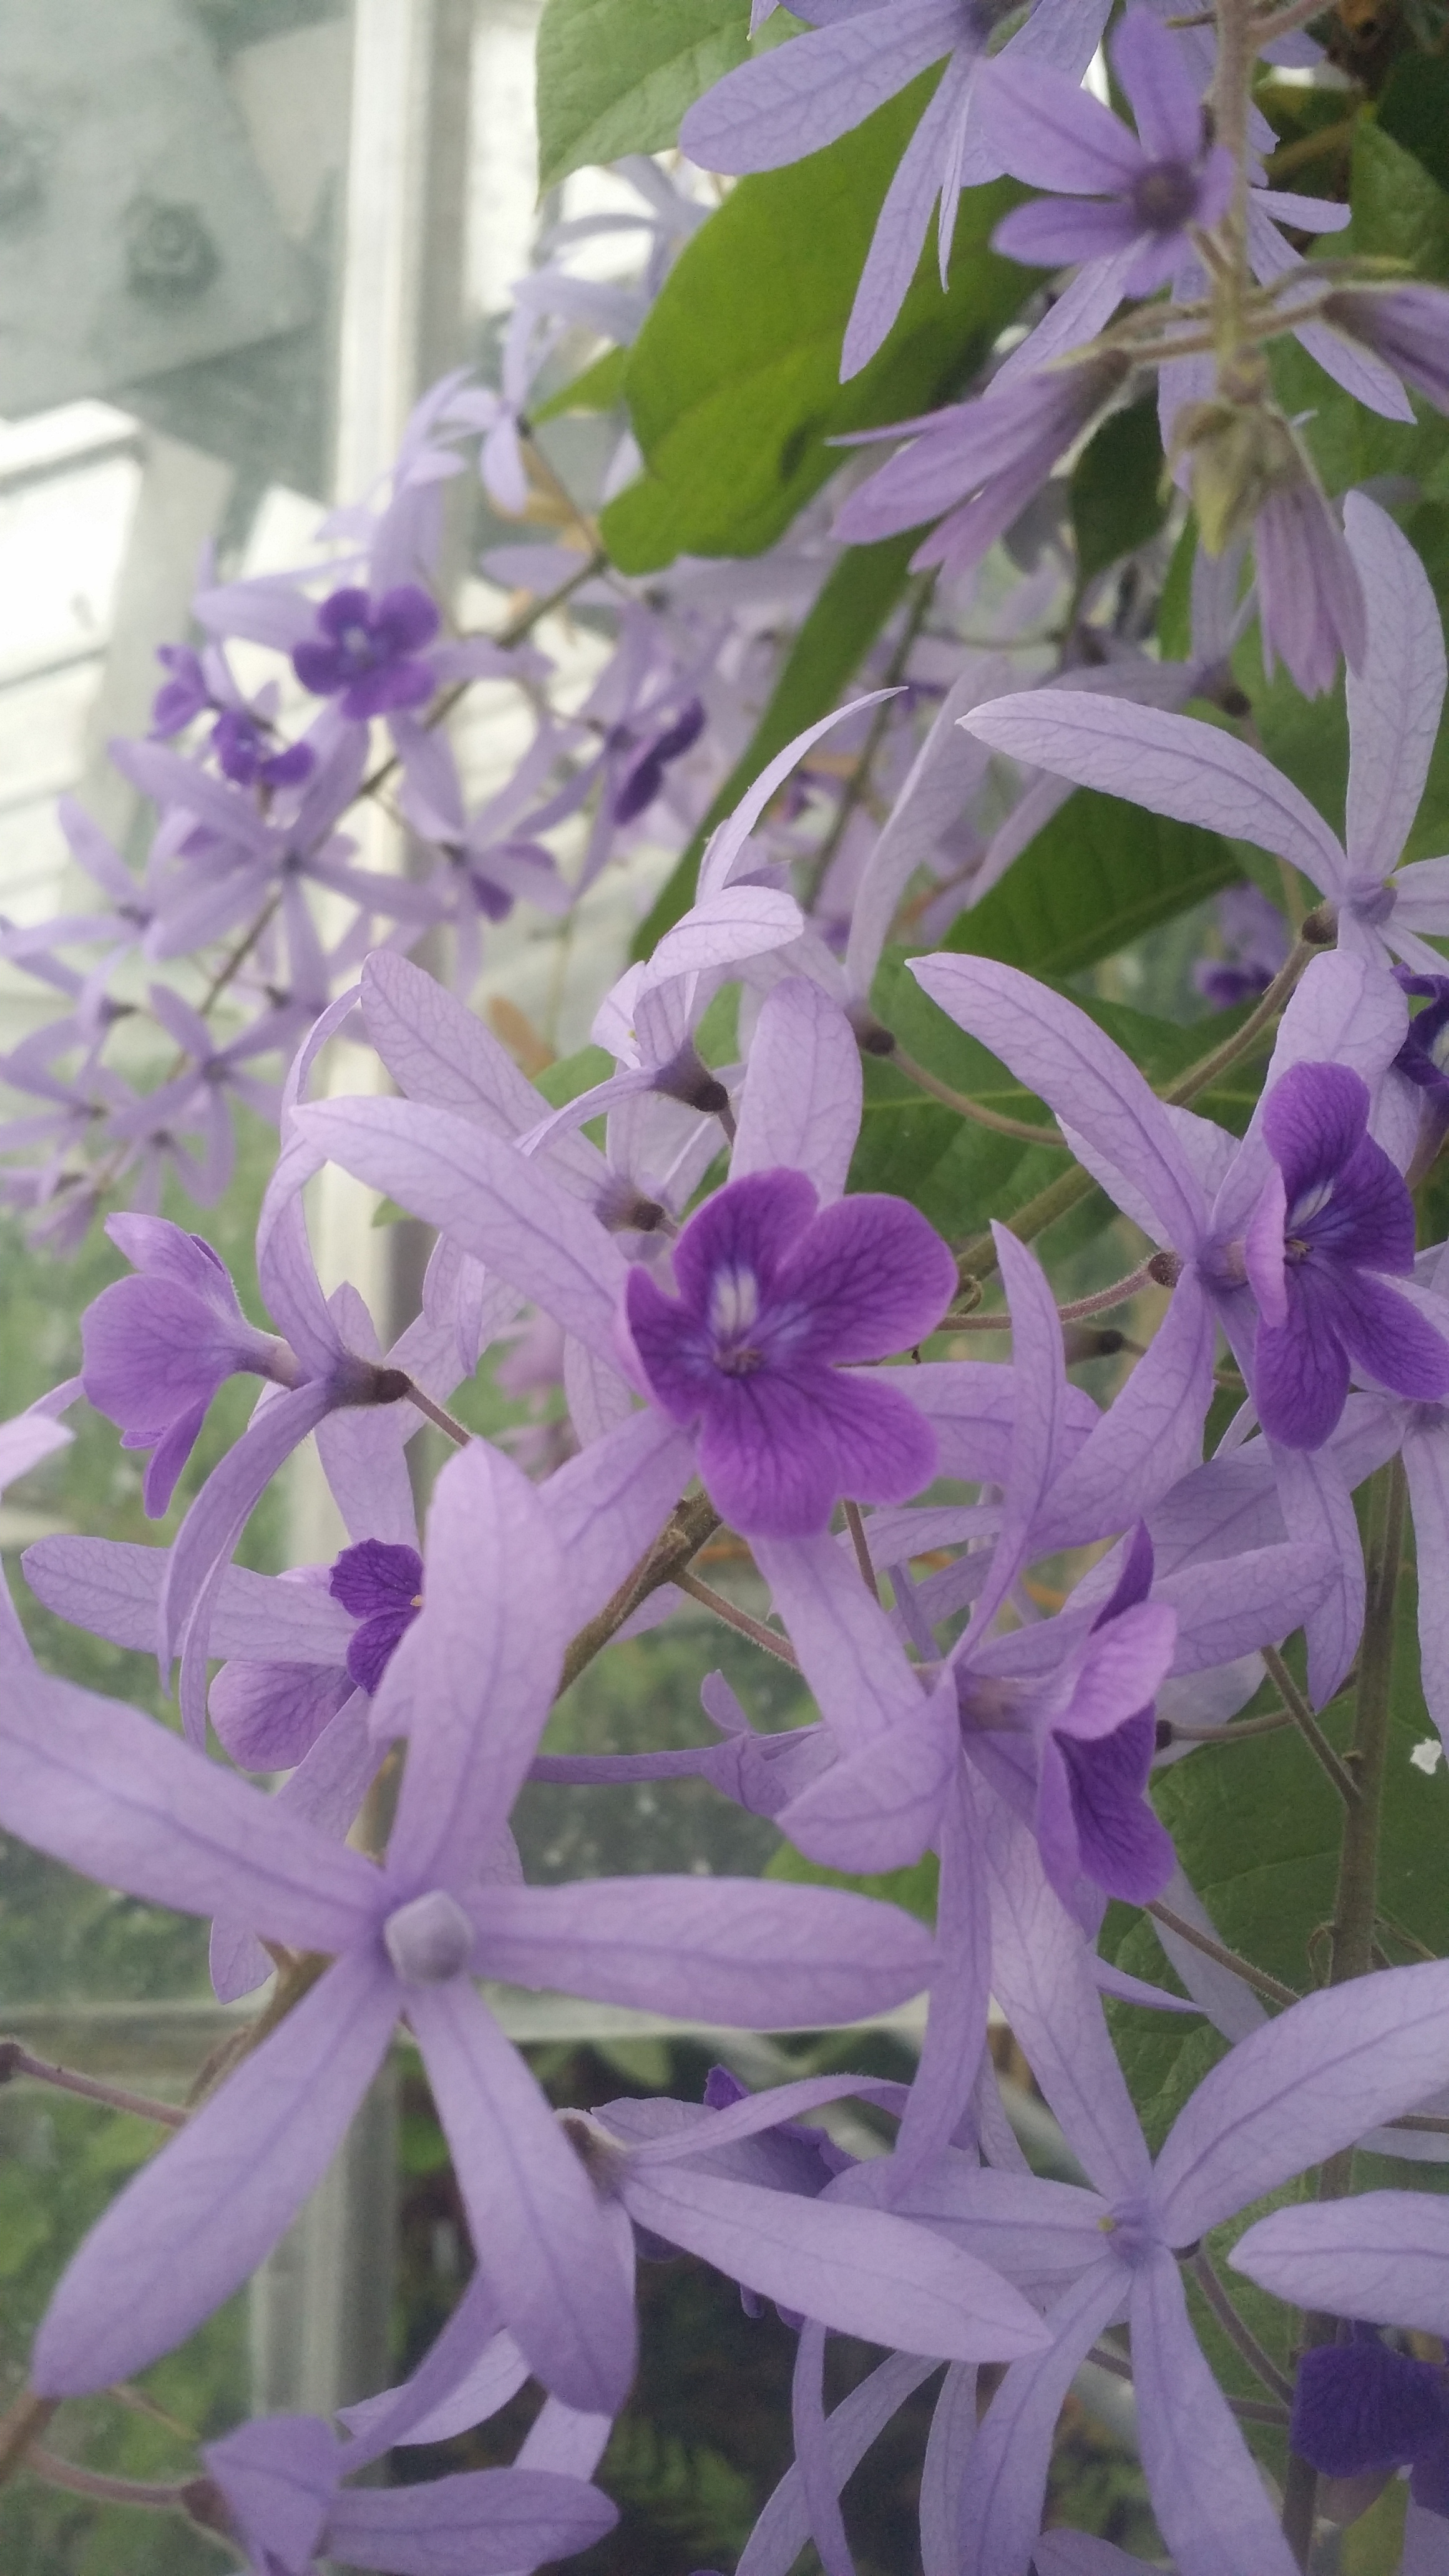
(4, 13, 1449, 2570)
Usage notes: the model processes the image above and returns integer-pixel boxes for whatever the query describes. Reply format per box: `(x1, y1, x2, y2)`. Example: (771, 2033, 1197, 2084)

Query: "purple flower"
(1242, 1061, 1449, 1448)
(328, 1535, 424, 1694)
(1033, 1526, 1177, 1908)
(1323, 283, 1449, 415)
(622, 1167, 955, 1536)
(986, 9, 1234, 297)
(833, 354, 1132, 581)
(292, 584, 441, 721)
(1291, 2325, 1449, 2509)
(210, 706, 315, 791)
(80, 1216, 301, 1515)
(150, 643, 211, 736)
(1193, 884, 1290, 1011)
(611, 696, 706, 826)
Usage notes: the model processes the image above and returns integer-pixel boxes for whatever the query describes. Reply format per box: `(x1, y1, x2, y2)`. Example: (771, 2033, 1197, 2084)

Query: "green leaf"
(1070, 397, 1169, 584)
(535, 0, 753, 192)
(1379, 56, 1449, 194)
(534, 1043, 614, 1107)
(1350, 112, 1449, 278)
(632, 532, 920, 956)
(531, 344, 630, 424)
(602, 80, 1035, 570)
(766, 1833, 940, 1927)
(941, 789, 1240, 980)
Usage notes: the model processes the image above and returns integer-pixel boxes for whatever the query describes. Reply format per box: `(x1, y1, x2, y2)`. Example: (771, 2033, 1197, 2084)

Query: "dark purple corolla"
(329, 1536, 425, 1695)
(986, 7, 1234, 297)
(1292, 2325, 1449, 2520)
(1242, 1061, 1449, 1448)
(612, 697, 706, 827)
(1032, 1526, 1176, 1909)
(292, 584, 441, 721)
(81, 1217, 304, 1515)
(151, 645, 314, 790)
(622, 1168, 956, 1537)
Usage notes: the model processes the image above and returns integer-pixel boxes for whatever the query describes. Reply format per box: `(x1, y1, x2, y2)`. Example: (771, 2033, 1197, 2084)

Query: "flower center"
(384, 1888, 474, 1985)
(1132, 160, 1199, 233)
(710, 1266, 765, 1376)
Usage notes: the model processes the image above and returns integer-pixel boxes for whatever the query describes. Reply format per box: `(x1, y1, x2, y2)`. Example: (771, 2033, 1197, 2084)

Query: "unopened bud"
(1301, 904, 1337, 945)
(1171, 386, 1304, 559)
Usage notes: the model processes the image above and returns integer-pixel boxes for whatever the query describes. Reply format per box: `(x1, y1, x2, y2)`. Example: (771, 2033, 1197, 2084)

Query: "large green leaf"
(535, 0, 763, 191)
(1070, 397, 1168, 584)
(632, 533, 920, 957)
(941, 789, 1240, 980)
(601, 82, 1034, 570)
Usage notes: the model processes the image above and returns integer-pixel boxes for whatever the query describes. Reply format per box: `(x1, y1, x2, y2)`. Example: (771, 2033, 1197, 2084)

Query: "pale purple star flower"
(902, 1800, 1449, 2576)
(0, 1437, 940, 2413)
(983, 9, 1233, 297)
(960, 491, 1449, 959)
(194, 2410, 618, 2576)
(680, 0, 1113, 380)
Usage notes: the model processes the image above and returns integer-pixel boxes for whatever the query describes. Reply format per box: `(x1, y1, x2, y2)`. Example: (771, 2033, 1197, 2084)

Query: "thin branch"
(1263, 1646, 1361, 1809)
(1146, 1899, 1301, 2009)
(842, 1500, 881, 1601)
(1191, 2247, 1296, 2404)
(26, 2448, 193, 2511)
(0, 2039, 185, 2129)
(402, 1380, 472, 1449)
(888, 1046, 1071, 1148)
(1161, 1703, 1295, 1745)
(676, 1569, 800, 1668)
(1056, 1265, 1157, 1322)
(1162, 940, 1315, 1108)
(0, 2394, 58, 2491)
(559, 1491, 721, 1695)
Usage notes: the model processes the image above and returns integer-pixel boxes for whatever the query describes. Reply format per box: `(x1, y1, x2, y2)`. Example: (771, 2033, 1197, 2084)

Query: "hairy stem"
(675, 1569, 799, 1668)
(1262, 1646, 1361, 1809)
(27, 2447, 193, 2511)
(1191, 2248, 1295, 2404)
(0, 2039, 185, 2129)
(402, 1380, 472, 1449)
(1146, 1900, 1300, 2008)
(887, 1047, 1070, 1147)
(558, 1491, 721, 1695)
(0, 2394, 58, 2491)
(842, 1500, 881, 1600)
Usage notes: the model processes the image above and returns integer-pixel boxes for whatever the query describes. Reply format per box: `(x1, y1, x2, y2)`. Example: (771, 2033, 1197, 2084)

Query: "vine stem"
(0, 2394, 58, 2490)
(887, 1046, 1070, 1148)
(1261, 1646, 1361, 1809)
(1145, 1900, 1300, 2009)
(1191, 2248, 1295, 2404)
(558, 1491, 721, 1695)
(0, 2039, 185, 2130)
(402, 1381, 472, 1449)
(675, 1569, 799, 1669)
(26, 2449, 193, 2511)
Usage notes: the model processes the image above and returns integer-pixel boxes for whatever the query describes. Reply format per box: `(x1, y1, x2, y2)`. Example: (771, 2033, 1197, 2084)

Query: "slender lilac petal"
(841, 54, 975, 380)
(737, 2354, 939, 2576)
(1344, 491, 1447, 880)
(324, 2467, 618, 2574)
(541, 1410, 693, 1631)
(384, 1443, 566, 1888)
(754, 1530, 923, 1752)
(339, 2275, 520, 2458)
(778, 1685, 959, 1873)
(678, 2, 951, 175)
(466, 1877, 934, 2027)
(1114, 3, 1209, 161)
(32, 1953, 396, 2394)
(1154, 1956, 1449, 2243)
(164, 1382, 336, 1734)
(959, 691, 1348, 893)
(1156, 1539, 1334, 1671)
(895, 1767, 992, 2178)
(286, 1098, 628, 1360)
(22, 1539, 354, 1664)
(733, 980, 862, 1204)
(920, 2362, 977, 2576)
(1272, 1438, 1364, 1705)
(620, 2160, 1047, 2362)
(1404, 1421, 1449, 1745)
(0, 1657, 379, 1949)
(698, 692, 899, 898)
(984, 1790, 1152, 2199)
(983, 56, 1148, 192)
(1232, 2190, 1449, 2333)
(409, 1978, 637, 2416)
(994, 198, 1144, 266)
(1130, 2249, 1299, 2576)
(910, 955, 1209, 1251)
(1035, 1273, 1216, 1549)
(958, 2264, 1125, 2576)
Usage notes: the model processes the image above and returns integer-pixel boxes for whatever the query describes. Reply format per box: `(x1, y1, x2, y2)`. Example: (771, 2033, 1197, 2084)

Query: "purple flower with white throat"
(1243, 1060, 1449, 1448)
(985, 8, 1233, 297)
(292, 584, 441, 721)
(1290, 2325, 1449, 2521)
(622, 1167, 957, 1538)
